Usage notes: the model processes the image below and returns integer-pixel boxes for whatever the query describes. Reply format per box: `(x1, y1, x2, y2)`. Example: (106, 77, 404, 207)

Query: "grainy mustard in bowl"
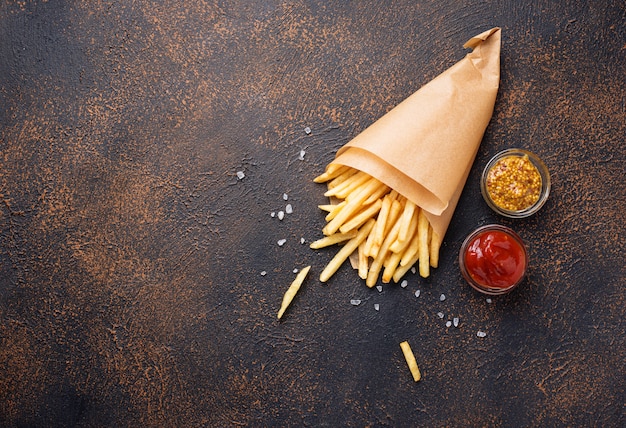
(481, 149, 550, 218)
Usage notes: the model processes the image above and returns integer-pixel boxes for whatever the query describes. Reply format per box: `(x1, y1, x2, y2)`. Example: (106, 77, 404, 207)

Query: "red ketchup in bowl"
(459, 225, 527, 295)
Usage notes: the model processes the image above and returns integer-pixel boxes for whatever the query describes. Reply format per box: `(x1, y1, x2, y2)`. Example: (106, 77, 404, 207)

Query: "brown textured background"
(1, 1, 624, 427)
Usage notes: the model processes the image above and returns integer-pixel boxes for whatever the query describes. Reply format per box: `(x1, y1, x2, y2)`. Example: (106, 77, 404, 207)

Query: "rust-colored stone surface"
(1, 1, 624, 426)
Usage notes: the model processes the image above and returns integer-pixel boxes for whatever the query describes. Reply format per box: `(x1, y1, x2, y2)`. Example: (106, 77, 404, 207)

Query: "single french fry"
(370, 195, 392, 248)
(362, 182, 391, 205)
(377, 199, 403, 245)
(358, 240, 369, 280)
(325, 200, 346, 221)
(418, 210, 430, 278)
(400, 214, 421, 266)
(339, 198, 383, 234)
(309, 230, 358, 249)
(389, 206, 419, 253)
(429, 227, 441, 268)
(382, 251, 402, 283)
(393, 252, 419, 283)
(323, 178, 381, 235)
(313, 164, 351, 183)
(398, 200, 417, 243)
(277, 266, 311, 319)
(325, 171, 370, 199)
(320, 219, 375, 282)
(366, 212, 403, 287)
(327, 168, 358, 189)
(399, 341, 421, 382)
(318, 204, 335, 212)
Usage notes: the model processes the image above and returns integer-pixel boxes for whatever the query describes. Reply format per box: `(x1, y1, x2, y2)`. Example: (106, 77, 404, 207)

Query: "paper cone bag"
(332, 27, 501, 246)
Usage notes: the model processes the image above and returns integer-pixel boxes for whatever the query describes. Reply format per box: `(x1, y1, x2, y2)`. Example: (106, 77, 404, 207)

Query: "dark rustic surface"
(1, 1, 624, 427)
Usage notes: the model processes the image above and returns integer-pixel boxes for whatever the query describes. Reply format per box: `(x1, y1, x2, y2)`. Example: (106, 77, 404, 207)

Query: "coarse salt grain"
(411, 267, 417, 274)
(350, 299, 361, 306)
(293, 268, 298, 273)
(277, 239, 286, 246)
(440, 294, 446, 301)
(446, 321, 452, 328)
(376, 285, 383, 292)
(304, 126, 311, 134)
(261, 271, 267, 276)
(486, 298, 493, 304)
(374, 304, 380, 311)
(453, 317, 459, 327)
(401, 280, 408, 288)
(300, 237, 305, 244)
(299, 150, 306, 160)
(277, 211, 285, 220)
(285, 204, 293, 214)
(477, 331, 487, 338)
(437, 312, 444, 319)
(415, 290, 421, 298)
(283, 193, 288, 200)
(271, 212, 276, 217)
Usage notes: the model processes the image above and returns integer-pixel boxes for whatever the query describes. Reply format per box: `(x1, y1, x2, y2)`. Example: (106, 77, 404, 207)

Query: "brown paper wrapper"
(331, 28, 501, 247)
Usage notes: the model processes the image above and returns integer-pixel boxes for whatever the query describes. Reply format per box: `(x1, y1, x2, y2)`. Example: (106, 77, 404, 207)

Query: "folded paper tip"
(463, 27, 501, 50)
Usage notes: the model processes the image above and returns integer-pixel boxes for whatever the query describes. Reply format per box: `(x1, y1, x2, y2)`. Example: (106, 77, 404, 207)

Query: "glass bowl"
(459, 224, 528, 295)
(481, 149, 550, 218)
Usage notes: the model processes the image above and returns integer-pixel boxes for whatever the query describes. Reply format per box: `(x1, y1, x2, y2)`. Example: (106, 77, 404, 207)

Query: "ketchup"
(463, 228, 526, 289)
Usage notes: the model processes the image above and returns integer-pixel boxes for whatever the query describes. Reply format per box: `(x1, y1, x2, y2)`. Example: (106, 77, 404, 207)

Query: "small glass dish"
(459, 224, 528, 295)
(481, 149, 550, 218)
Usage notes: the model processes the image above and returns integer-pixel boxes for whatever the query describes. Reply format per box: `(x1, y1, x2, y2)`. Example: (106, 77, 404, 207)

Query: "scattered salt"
(415, 290, 421, 298)
(446, 321, 452, 328)
(277, 239, 286, 246)
(283, 193, 288, 200)
(236, 171, 245, 180)
(285, 204, 293, 214)
(376, 285, 383, 293)
(300, 237, 305, 244)
(374, 304, 380, 311)
(411, 267, 416, 274)
(298, 150, 306, 160)
(401, 280, 408, 288)
(261, 271, 267, 276)
(477, 331, 487, 338)
(486, 298, 493, 304)
(304, 126, 311, 134)
(437, 312, 445, 319)
(293, 268, 298, 273)
(440, 294, 446, 302)
(277, 211, 285, 220)
(350, 299, 361, 306)
(453, 317, 459, 327)
(271, 212, 276, 217)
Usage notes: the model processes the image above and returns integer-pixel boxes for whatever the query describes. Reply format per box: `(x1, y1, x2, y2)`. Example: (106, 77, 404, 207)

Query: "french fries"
(277, 266, 311, 319)
(399, 340, 422, 382)
(312, 164, 441, 286)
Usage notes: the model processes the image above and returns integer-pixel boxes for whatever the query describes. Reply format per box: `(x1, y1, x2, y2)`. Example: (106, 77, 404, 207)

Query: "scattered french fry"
(399, 341, 421, 382)
(277, 266, 311, 319)
(309, 231, 358, 249)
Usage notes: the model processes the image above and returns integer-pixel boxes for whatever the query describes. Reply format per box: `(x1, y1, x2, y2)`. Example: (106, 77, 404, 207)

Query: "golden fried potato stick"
(429, 227, 441, 268)
(399, 341, 421, 382)
(325, 200, 347, 221)
(366, 211, 403, 287)
(313, 164, 352, 183)
(320, 219, 375, 282)
(357, 241, 369, 280)
(393, 252, 419, 283)
(317, 204, 335, 212)
(309, 231, 358, 249)
(417, 209, 431, 278)
(389, 206, 418, 254)
(398, 199, 417, 243)
(339, 198, 383, 234)
(277, 266, 311, 319)
(325, 170, 370, 199)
